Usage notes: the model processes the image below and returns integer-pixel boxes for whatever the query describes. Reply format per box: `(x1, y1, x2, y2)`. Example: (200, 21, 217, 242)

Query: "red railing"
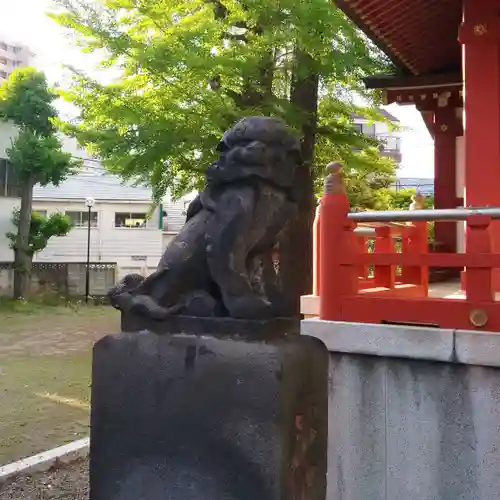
(314, 163, 500, 331)
(314, 221, 428, 295)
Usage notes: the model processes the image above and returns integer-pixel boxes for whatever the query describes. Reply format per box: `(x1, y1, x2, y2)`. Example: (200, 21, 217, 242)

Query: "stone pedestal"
(90, 321, 328, 500)
(121, 312, 300, 340)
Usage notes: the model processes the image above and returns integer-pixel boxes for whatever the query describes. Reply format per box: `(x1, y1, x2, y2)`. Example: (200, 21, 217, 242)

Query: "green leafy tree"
(387, 188, 434, 211)
(51, 0, 396, 309)
(386, 188, 435, 243)
(0, 68, 79, 298)
(7, 209, 73, 256)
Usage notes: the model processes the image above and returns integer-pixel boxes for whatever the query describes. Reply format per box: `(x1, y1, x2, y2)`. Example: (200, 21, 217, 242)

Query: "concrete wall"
(0, 121, 17, 157)
(0, 262, 116, 297)
(0, 197, 18, 261)
(302, 319, 500, 500)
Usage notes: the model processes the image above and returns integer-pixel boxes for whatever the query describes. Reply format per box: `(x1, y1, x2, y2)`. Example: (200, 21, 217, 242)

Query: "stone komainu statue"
(109, 116, 302, 320)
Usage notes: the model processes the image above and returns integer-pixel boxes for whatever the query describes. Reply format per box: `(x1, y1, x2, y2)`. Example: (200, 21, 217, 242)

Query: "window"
(0, 71, 7, 79)
(376, 136, 401, 152)
(33, 210, 47, 218)
(0, 43, 7, 51)
(115, 212, 148, 228)
(66, 210, 98, 228)
(0, 158, 22, 197)
(353, 123, 363, 133)
(361, 123, 376, 137)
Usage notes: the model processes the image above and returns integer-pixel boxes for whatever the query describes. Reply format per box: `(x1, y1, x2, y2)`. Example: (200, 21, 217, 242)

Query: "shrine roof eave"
(334, 0, 408, 73)
(362, 70, 464, 110)
(335, 0, 462, 76)
(363, 71, 462, 91)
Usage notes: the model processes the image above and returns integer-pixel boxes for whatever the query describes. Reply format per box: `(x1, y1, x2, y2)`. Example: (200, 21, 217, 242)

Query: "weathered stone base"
(90, 329, 328, 500)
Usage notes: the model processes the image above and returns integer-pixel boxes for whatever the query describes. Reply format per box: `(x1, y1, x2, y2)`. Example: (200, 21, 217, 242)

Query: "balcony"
(374, 133, 400, 151)
(374, 133, 402, 163)
(353, 131, 402, 163)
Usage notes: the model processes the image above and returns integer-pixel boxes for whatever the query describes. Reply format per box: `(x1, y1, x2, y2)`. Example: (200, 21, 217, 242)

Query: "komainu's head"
(206, 116, 302, 191)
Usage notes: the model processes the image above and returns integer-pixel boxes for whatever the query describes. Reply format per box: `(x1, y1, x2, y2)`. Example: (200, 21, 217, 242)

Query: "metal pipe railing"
(354, 227, 376, 236)
(354, 228, 406, 239)
(348, 207, 500, 223)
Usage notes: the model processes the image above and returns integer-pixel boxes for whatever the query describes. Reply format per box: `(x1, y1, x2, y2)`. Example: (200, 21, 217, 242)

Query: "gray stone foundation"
(301, 320, 500, 500)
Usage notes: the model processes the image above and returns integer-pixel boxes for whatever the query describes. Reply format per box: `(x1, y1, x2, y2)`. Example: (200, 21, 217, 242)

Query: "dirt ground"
(0, 457, 89, 500)
(0, 304, 119, 465)
(0, 304, 119, 358)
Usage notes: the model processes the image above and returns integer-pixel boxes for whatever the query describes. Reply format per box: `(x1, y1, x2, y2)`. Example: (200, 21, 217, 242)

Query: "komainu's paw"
(108, 273, 145, 310)
(119, 273, 146, 291)
(181, 291, 218, 317)
(224, 294, 273, 320)
(109, 273, 145, 296)
(129, 294, 172, 320)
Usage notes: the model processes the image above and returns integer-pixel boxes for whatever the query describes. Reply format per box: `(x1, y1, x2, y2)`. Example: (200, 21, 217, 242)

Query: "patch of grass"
(0, 304, 120, 464)
(0, 352, 92, 465)
(0, 304, 119, 344)
(0, 297, 107, 315)
(0, 297, 63, 315)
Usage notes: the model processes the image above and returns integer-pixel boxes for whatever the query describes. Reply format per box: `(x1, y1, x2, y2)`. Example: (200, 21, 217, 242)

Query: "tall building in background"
(0, 38, 33, 81)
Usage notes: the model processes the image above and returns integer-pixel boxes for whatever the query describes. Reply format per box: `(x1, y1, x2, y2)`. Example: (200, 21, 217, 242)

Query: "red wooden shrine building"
(302, 0, 500, 332)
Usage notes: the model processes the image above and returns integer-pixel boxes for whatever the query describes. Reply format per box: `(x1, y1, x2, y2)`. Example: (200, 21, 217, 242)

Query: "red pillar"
(433, 107, 460, 253)
(459, 0, 500, 288)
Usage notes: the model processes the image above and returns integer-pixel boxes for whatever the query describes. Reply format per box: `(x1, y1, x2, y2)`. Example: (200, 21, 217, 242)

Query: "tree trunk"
(239, 50, 275, 108)
(279, 50, 319, 317)
(13, 178, 34, 299)
(207, 3, 275, 112)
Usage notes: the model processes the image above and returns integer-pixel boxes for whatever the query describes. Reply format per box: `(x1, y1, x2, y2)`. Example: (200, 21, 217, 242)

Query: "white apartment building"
(0, 121, 191, 281)
(352, 108, 402, 165)
(30, 175, 188, 280)
(0, 38, 33, 81)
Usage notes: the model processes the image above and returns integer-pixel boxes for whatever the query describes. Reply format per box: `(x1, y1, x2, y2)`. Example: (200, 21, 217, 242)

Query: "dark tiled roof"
(336, 0, 461, 75)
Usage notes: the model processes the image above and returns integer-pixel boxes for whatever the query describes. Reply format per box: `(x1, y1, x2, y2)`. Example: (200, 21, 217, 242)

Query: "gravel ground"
(0, 458, 88, 500)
